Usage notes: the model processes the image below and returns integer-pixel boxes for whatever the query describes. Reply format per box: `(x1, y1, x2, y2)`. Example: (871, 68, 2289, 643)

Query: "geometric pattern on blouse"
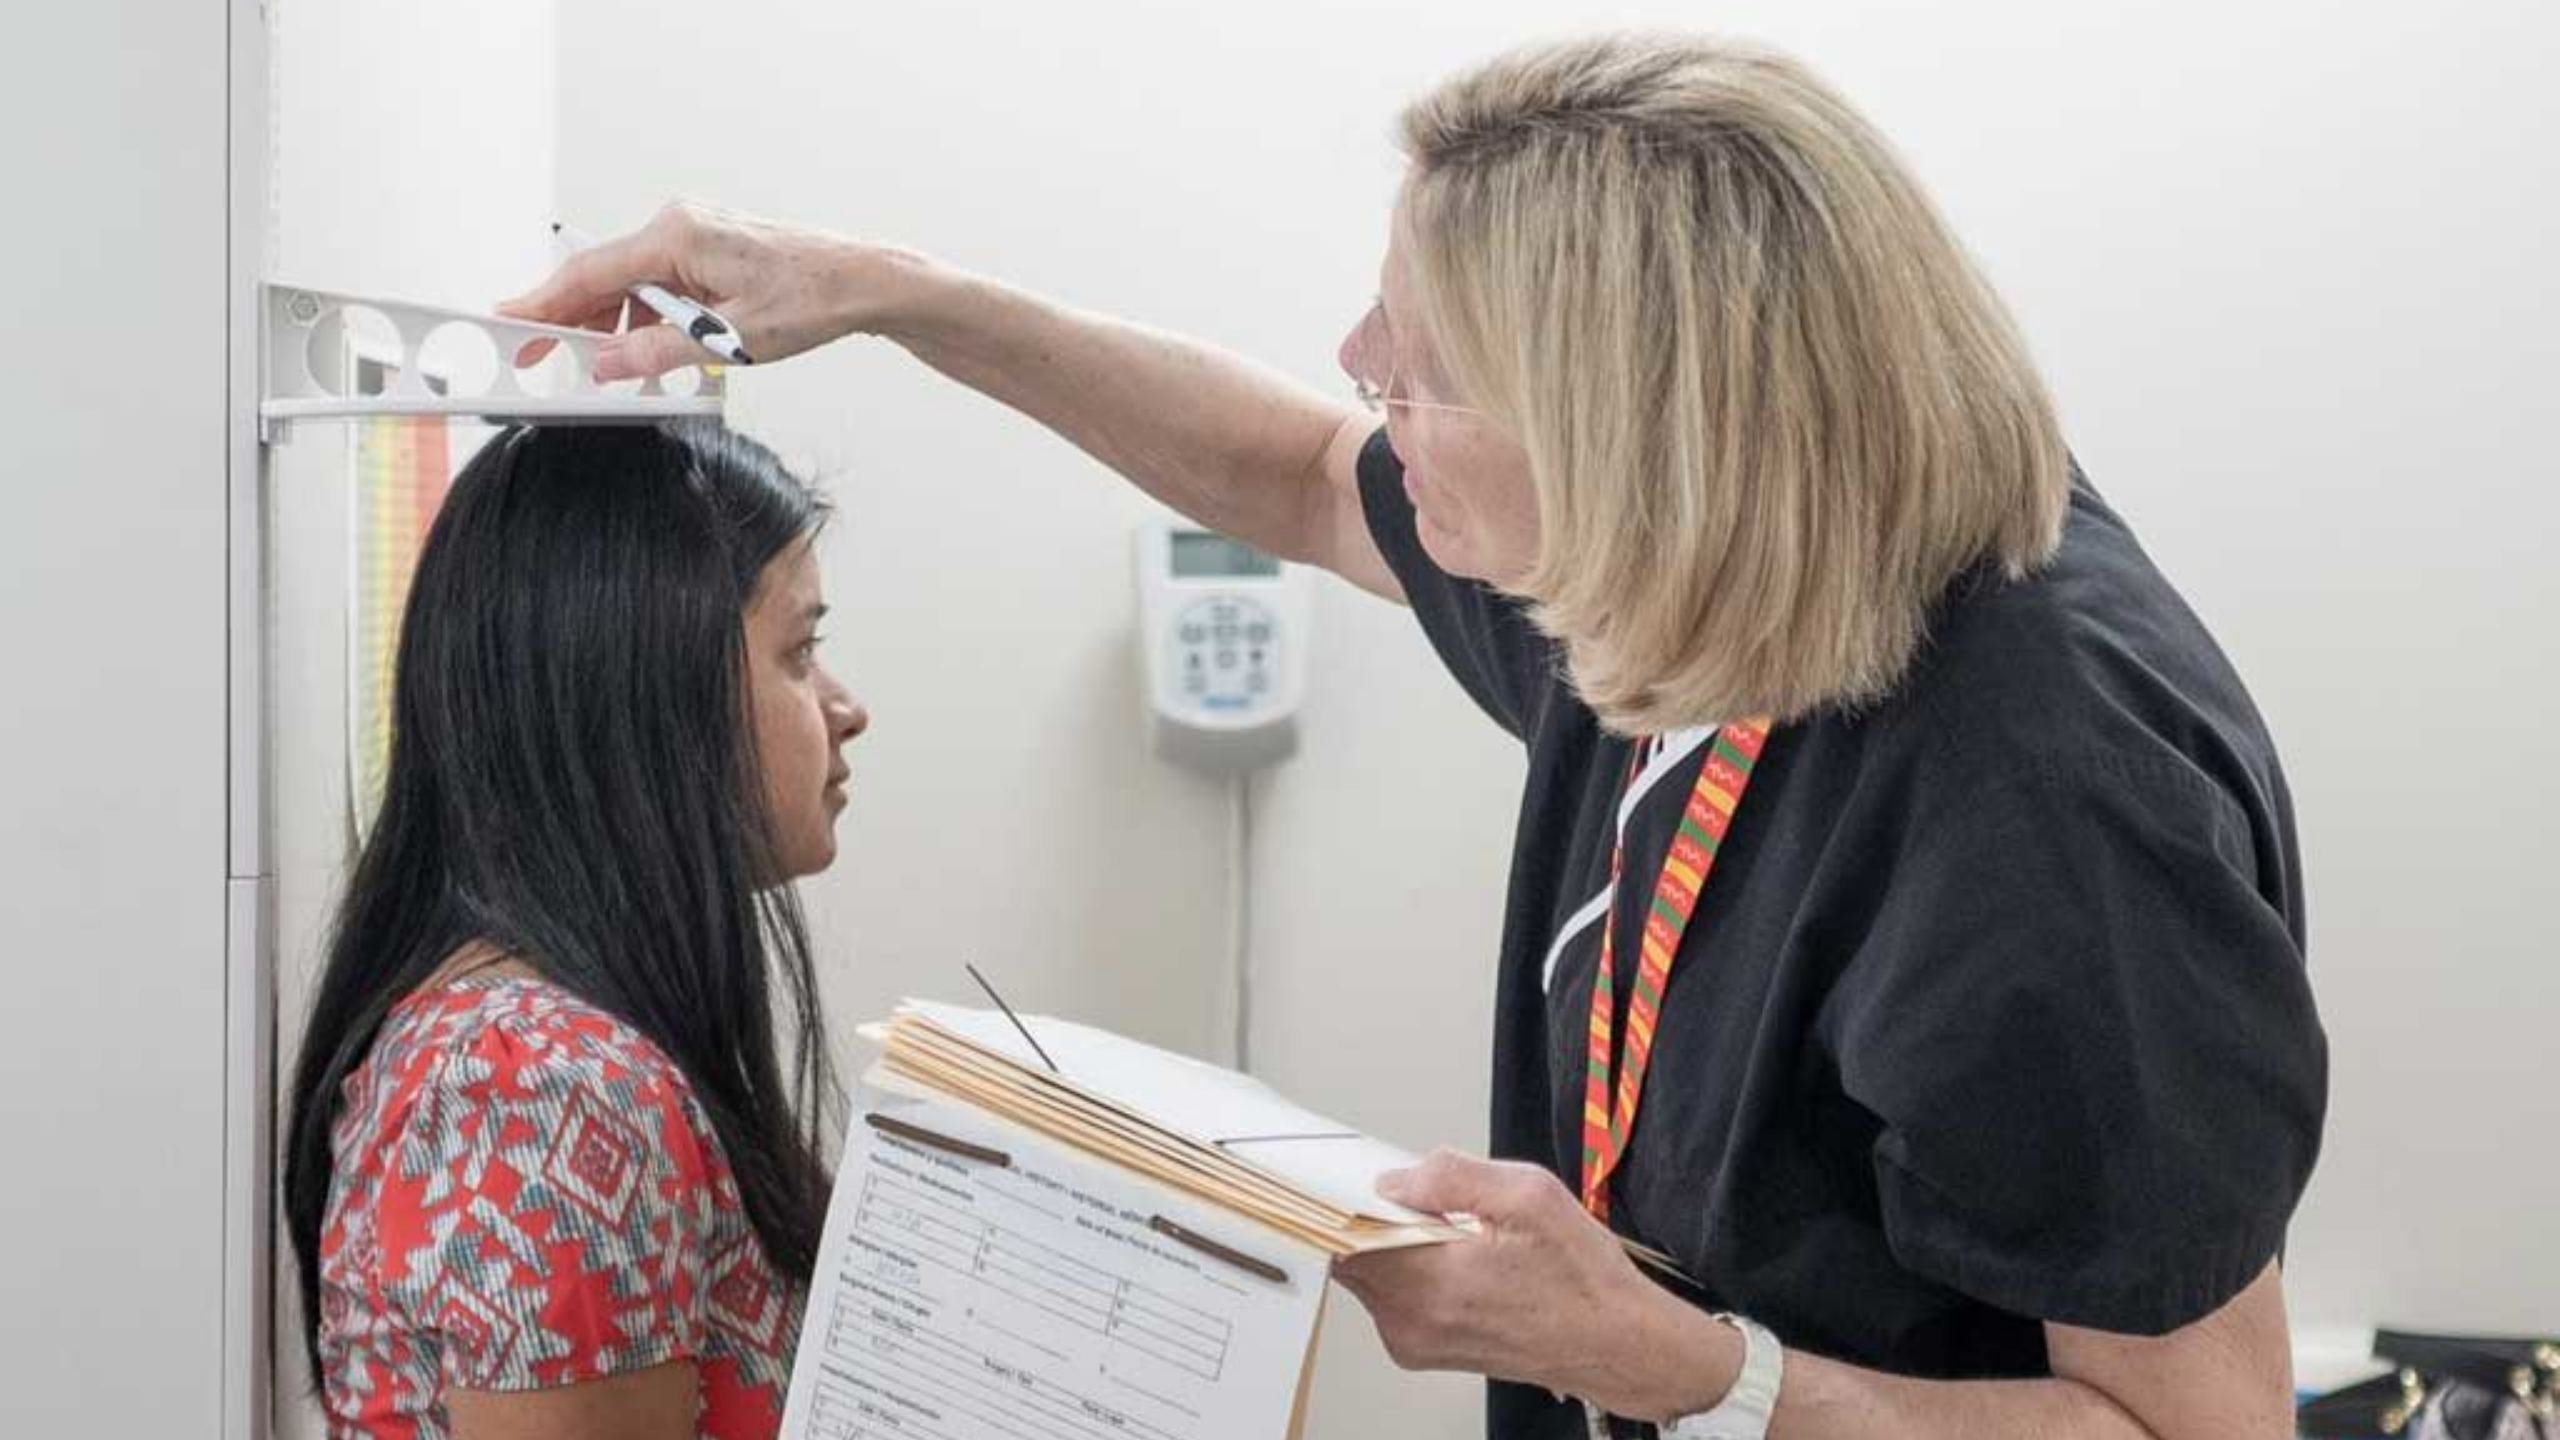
(315, 975, 799, 1439)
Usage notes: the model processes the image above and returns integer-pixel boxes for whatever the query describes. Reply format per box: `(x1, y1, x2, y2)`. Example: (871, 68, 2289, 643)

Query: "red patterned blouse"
(314, 974, 800, 1439)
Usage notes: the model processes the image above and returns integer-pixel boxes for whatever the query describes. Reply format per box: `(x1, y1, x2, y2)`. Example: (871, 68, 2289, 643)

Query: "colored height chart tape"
(346, 413, 456, 838)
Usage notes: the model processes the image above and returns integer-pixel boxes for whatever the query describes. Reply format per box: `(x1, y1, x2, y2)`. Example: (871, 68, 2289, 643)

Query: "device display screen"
(1171, 532, 1280, 579)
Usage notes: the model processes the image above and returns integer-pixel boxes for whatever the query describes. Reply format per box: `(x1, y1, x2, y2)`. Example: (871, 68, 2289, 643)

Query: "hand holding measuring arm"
(500, 200, 919, 379)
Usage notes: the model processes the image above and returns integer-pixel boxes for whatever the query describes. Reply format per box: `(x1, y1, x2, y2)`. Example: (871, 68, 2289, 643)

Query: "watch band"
(1660, 1312, 1784, 1440)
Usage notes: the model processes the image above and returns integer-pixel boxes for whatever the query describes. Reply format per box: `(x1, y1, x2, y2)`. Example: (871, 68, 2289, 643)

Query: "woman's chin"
(772, 833, 838, 883)
(1415, 514, 1482, 579)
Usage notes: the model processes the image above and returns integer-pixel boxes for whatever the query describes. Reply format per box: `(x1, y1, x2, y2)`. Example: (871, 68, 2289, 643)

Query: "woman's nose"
(831, 690, 870, 742)
(819, 666, 869, 741)
(1338, 306, 1378, 385)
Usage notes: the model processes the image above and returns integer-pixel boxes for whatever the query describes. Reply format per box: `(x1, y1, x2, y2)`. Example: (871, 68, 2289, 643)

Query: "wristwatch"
(1583, 1311, 1784, 1440)
(1666, 1313, 1784, 1440)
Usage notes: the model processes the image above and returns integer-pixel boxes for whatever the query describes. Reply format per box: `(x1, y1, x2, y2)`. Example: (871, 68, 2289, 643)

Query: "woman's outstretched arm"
(505, 201, 1400, 601)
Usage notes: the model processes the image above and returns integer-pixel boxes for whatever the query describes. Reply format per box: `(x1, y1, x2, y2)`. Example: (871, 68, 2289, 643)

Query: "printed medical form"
(779, 1092, 1330, 1440)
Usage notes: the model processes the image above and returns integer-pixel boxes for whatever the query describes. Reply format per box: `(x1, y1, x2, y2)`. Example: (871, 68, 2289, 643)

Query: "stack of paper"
(861, 1000, 1466, 1257)
(777, 1001, 1462, 1440)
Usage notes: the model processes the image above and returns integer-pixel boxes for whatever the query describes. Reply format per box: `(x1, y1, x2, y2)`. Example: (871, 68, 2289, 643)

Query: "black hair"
(281, 421, 840, 1379)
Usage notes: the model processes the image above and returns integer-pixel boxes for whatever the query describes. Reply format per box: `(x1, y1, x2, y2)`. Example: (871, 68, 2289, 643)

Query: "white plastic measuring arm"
(259, 283, 725, 438)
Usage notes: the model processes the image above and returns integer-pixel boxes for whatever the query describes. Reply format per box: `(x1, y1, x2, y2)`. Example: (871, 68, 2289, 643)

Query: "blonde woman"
(513, 33, 2324, 1440)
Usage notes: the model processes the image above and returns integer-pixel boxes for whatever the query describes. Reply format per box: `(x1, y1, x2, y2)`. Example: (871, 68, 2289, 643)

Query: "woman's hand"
(1332, 1148, 1740, 1424)
(500, 200, 917, 380)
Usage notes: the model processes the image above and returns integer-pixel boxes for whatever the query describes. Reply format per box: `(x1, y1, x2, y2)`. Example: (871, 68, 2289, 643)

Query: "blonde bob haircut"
(1396, 33, 2071, 734)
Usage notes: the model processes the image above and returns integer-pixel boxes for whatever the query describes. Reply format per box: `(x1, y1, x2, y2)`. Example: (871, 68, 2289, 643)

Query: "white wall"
(264, 2, 558, 1436)
(0, 3, 232, 1433)
(556, 3, 2558, 1431)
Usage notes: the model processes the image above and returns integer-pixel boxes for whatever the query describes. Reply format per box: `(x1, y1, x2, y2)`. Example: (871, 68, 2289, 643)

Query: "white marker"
(552, 221, 755, 366)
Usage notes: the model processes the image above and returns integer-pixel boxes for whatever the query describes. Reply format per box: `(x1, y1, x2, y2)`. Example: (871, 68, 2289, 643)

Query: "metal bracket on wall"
(259, 283, 725, 441)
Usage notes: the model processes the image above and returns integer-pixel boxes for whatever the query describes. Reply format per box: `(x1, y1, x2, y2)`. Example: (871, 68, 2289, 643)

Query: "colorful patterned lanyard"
(1579, 719, 1772, 1221)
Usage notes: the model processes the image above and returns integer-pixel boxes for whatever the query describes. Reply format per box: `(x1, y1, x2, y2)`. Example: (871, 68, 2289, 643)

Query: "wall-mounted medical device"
(1135, 522, 1309, 774)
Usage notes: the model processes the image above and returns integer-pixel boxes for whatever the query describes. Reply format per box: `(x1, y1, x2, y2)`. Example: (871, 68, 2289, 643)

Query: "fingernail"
(1376, 1169, 1414, 1202)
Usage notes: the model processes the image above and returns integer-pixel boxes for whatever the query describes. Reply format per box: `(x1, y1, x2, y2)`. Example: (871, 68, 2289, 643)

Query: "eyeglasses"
(1348, 300, 1484, 419)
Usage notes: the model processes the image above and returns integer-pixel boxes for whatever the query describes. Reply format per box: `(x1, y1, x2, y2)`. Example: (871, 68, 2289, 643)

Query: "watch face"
(1665, 1411, 1769, 1440)
(1589, 1403, 1746, 1440)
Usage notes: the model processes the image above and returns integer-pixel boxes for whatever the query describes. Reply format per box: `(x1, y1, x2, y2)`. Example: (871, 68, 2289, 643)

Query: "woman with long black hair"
(282, 421, 869, 1440)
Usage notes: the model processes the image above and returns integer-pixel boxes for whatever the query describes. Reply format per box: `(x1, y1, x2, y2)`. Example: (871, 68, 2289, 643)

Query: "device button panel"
(1171, 596, 1280, 715)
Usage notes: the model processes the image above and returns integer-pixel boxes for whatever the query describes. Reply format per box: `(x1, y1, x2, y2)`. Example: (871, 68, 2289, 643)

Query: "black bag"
(2298, 1331, 2558, 1439)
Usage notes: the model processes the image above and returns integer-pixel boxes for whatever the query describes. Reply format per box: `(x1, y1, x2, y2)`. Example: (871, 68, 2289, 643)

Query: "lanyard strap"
(1578, 720, 1770, 1221)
